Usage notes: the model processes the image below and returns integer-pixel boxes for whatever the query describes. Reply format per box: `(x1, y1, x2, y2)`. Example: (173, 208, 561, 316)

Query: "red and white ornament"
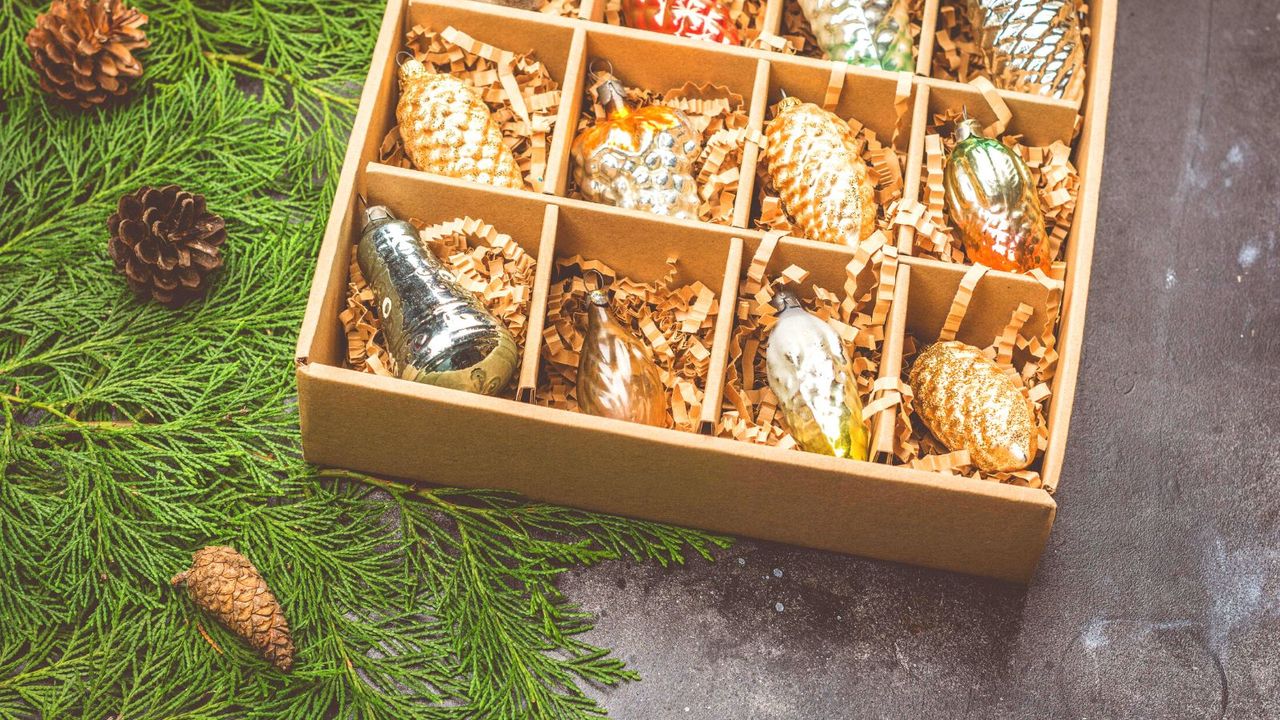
(620, 0, 742, 46)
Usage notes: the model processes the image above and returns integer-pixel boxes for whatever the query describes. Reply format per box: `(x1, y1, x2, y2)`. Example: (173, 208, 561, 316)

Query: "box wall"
(295, 0, 1115, 581)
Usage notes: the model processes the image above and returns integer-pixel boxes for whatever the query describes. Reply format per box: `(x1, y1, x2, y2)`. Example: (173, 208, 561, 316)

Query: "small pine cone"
(172, 546, 295, 672)
(25, 0, 149, 109)
(107, 185, 226, 308)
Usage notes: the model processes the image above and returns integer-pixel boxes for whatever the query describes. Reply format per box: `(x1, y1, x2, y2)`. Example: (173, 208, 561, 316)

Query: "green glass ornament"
(796, 0, 915, 72)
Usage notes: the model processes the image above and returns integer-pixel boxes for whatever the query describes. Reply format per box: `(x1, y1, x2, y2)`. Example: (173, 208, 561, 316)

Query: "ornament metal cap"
(595, 77, 629, 115)
(774, 94, 803, 115)
(398, 56, 429, 85)
(769, 286, 804, 313)
(954, 109, 982, 143)
(362, 204, 395, 230)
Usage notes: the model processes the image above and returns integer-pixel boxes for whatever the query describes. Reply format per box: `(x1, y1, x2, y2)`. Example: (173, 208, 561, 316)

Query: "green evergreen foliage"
(0, 1, 730, 716)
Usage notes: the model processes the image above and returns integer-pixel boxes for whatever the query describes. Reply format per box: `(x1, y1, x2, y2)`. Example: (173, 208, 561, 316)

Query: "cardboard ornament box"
(296, 0, 1116, 582)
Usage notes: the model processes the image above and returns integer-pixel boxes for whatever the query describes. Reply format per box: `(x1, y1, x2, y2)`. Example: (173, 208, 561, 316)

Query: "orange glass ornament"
(570, 77, 702, 219)
(575, 272, 668, 427)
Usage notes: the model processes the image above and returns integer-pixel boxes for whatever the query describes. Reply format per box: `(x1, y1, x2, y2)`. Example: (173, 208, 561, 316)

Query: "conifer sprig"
(0, 1, 730, 716)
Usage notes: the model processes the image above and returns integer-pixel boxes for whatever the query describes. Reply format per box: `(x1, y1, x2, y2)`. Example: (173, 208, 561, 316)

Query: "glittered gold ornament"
(943, 119, 1050, 273)
(795, 0, 915, 71)
(396, 59, 523, 190)
(571, 77, 702, 219)
(765, 288, 869, 460)
(966, 0, 1085, 100)
(908, 341, 1035, 472)
(764, 97, 877, 247)
(171, 546, 294, 672)
(357, 206, 518, 395)
(575, 272, 667, 427)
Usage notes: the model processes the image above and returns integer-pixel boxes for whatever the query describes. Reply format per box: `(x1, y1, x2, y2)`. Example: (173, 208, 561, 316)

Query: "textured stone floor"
(565, 1, 1280, 717)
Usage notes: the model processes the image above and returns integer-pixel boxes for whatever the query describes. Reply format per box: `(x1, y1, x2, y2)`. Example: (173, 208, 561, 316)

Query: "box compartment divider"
(871, 262, 911, 459)
(761, 0, 786, 37)
(700, 236, 745, 434)
(898, 80, 931, 253)
(734, 59, 773, 228)
(547, 27, 590, 197)
(519, 204, 562, 401)
(917, 0, 941, 76)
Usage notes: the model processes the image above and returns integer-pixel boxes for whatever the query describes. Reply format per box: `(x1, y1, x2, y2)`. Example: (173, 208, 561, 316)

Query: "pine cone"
(172, 546, 295, 672)
(107, 185, 226, 308)
(25, 0, 149, 109)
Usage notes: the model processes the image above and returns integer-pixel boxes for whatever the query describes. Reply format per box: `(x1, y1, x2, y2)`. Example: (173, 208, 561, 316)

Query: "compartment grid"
(292, 0, 1114, 579)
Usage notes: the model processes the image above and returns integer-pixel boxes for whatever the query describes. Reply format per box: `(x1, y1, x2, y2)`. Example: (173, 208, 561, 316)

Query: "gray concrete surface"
(565, 2, 1280, 717)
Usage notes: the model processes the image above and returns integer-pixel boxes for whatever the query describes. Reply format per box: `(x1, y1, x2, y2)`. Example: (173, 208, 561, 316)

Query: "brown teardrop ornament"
(575, 272, 668, 427)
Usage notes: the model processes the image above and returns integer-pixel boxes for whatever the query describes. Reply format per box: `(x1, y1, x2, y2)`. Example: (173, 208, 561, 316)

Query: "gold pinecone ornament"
(172, 546, 295, 672)
(763, 97, 877, 247)
(107, 185, 227, 308)
(25, 0, 149, 109)
(908, 341, 1036, 472)
(396, 59, 524, 189)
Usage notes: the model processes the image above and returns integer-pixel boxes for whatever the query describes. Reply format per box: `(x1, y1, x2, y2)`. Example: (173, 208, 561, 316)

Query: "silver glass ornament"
(765, 287, 870, 460)
(966, 0, 1085, 99)
(356, 206, 519, 395)
(796, 0, 915, 72)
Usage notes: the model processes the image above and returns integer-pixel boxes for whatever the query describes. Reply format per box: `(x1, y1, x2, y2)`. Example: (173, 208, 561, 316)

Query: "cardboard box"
(296, 0, 1115, 582)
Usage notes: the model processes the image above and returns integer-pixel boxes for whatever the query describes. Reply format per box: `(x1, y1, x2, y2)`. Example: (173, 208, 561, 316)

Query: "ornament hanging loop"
(584, 268, 608, 292)
(588, 58, 615, 80)
(584, 269, 612, 305)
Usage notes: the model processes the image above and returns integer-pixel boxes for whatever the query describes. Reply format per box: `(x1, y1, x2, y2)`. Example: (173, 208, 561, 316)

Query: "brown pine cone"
(107, 185, 227, 308)
(25, 0, 149, 109)
(171, 546, 295, 672)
